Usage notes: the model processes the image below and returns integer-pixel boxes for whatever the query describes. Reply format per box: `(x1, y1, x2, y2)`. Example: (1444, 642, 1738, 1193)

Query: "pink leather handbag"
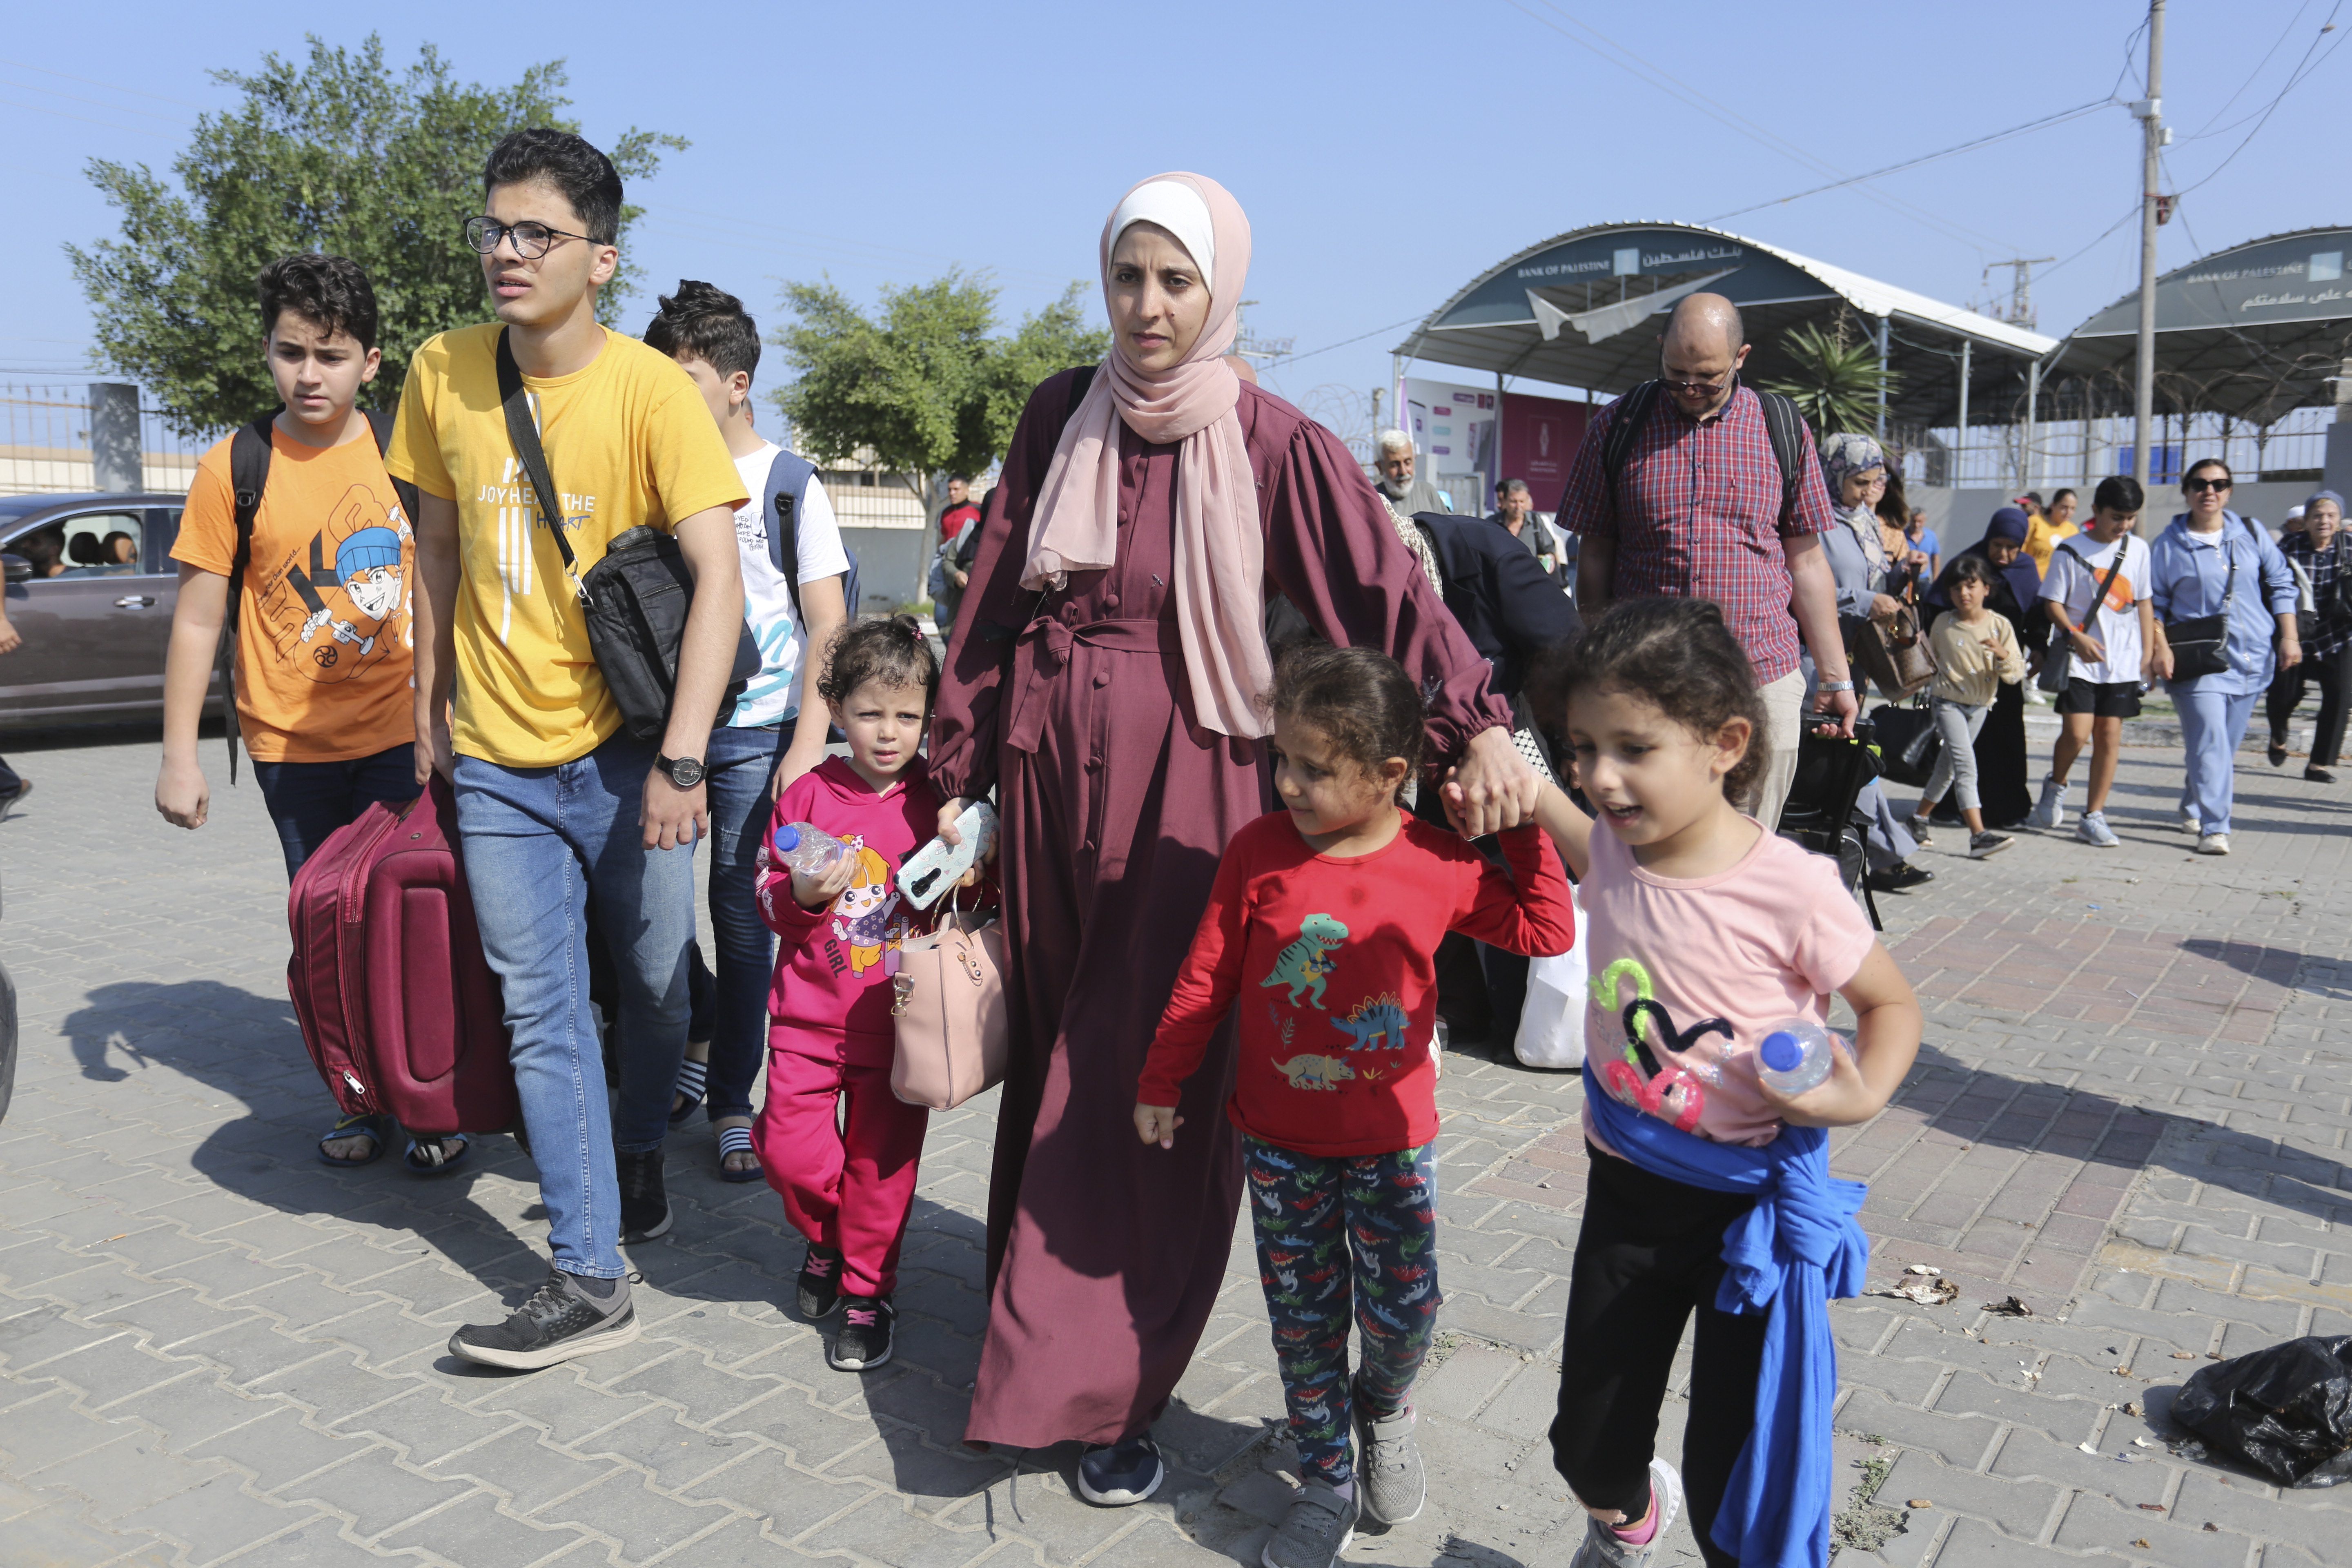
(889, 900, 1008, 1111)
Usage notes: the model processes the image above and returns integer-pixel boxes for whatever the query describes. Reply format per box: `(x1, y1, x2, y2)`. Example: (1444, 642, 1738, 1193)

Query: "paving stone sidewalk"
(3, 731, 2350, 1568)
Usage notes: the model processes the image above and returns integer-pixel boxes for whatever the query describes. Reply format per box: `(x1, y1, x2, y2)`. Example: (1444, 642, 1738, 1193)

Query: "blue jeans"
(252, 744, 421, 880)
(454, 731, 697, 1280)
(703, 720, 797, 1121)
(2172, 685, 2259, 836)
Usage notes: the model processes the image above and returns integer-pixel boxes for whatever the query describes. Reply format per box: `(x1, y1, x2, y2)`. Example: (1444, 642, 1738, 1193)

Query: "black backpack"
(217, 410, 419, 784)
(1596, 380, 1811, 526)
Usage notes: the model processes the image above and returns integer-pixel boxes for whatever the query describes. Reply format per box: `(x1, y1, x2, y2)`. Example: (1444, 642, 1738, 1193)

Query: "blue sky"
(4, 1, 2341, 435)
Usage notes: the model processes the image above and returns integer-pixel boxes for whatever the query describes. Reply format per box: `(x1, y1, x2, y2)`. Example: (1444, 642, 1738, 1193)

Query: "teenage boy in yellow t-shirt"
(155, 253, 448, 1172)
(390, 129, 747, 1370)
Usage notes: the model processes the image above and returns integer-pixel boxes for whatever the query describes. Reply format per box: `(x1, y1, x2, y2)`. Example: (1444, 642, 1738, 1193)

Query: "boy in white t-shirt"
(645, 281, 851, 1180)
(2032, 475, 2154, 847)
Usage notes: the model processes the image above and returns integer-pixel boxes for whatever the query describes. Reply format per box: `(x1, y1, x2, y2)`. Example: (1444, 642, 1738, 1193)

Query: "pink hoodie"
(757, 755, 947, 1066)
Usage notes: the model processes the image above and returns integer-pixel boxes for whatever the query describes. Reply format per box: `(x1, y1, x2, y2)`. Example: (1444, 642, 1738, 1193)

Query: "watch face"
(664, 756, 706, 788)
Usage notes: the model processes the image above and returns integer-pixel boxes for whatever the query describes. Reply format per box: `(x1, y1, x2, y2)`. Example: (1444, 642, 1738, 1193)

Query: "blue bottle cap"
(1759, 1030, 1805, 1072)
(775, 823, 801, 851)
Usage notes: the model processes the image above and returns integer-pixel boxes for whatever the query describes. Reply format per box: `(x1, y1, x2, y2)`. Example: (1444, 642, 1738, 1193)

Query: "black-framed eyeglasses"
(1661, 372, 1733, 395)
(2185, 476, 2232, 493)
(463, 217, 592, 258)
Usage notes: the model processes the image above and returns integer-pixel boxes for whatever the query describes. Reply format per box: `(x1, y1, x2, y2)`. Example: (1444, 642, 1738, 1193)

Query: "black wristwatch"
(655, 754, 706, 789)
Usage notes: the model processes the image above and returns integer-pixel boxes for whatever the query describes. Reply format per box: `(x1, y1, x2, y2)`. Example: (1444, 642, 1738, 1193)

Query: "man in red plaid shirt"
(1556, 294, 1859, 827)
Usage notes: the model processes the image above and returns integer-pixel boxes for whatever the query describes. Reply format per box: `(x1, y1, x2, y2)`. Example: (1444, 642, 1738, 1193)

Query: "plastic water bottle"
(772, 821, 849, 877)
(1755, 1019, 1838, 1096)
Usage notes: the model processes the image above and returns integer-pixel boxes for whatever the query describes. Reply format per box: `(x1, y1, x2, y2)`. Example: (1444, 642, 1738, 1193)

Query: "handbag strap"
(494, 328, 588, 605)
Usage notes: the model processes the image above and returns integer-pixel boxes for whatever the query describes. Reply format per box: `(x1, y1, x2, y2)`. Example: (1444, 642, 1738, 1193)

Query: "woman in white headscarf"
(929, 173, 1534, 1504)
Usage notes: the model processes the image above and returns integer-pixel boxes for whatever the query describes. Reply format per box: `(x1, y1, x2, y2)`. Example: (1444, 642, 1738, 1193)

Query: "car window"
(2, 521, 68, 580)
(145, 507, 183, 573)
(59, 511, 144, 577)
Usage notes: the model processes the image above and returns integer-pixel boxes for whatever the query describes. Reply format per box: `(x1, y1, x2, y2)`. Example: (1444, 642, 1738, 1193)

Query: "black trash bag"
(2170, 1335, 2352, 1488)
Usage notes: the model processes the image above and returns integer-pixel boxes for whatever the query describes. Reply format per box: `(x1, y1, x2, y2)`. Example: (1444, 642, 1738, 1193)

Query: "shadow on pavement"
(1900, 1035, 2352, 1232)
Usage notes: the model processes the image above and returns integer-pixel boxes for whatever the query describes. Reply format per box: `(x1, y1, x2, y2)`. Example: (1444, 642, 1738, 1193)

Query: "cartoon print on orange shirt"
(252, 482, 413, 684)
(830, 837, 909, 978)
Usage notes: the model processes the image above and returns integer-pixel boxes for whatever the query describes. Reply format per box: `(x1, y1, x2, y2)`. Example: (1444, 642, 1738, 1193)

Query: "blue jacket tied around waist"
(1581, 1067, 1871, 1568)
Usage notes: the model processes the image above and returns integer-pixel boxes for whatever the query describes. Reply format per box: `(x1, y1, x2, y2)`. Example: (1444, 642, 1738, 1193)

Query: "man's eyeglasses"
(2185, 476, 2232, 493)
(1661, 372, 1733, 396)
(463, 217, 593, 259)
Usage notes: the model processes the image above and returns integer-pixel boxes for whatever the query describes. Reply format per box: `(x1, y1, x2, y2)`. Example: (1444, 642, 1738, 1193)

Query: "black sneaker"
(827, 1294, 895, 1371)
(616, 1147, 672, 1243)
(797, 1244, 844, 1319)
(1864, 860, 1936, 893)
(1076, 1431, 1166, 1506)
(448, 1267, 640, 1370)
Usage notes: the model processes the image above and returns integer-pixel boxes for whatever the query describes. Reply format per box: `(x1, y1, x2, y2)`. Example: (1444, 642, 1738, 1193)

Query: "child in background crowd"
(755, 616, 951, 1374)
(1134, 643, 1573, 1568)
(1908, 554, 2025, 858)
(1534, 598, 1920, 1568)
(2033, 475, 2154, 848)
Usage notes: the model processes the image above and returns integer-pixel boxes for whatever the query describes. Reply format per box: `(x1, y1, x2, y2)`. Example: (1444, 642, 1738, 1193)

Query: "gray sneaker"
(1352, 1385, 1425, 1523)
(1569, 1458, 1684, 1568)
(2074, 811, 2120, 848)
(448, 1267, 640, 1371)
(1261, 1477, 1358, 1568)
(2028, 776, 2068, 831)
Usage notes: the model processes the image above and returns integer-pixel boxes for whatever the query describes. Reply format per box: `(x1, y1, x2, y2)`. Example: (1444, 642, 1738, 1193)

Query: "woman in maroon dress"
(929, 172, 1535, 1503)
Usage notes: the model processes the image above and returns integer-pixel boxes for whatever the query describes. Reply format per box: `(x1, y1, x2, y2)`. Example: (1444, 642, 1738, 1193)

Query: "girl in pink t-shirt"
(1517, 597, 1922, 1568)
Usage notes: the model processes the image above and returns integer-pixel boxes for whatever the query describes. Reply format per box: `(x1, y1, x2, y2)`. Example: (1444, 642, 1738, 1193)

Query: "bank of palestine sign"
(2074, 229, 2352, 338)
(1430, 228, 1835, 345)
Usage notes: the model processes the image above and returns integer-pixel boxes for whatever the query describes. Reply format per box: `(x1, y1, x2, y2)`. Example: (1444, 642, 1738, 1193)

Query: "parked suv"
(0, 491, 223, 728)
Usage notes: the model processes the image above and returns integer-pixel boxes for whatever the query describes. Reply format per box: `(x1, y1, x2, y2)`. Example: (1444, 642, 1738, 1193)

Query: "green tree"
(1762, 321, 1900, 437)
(67, 35, 684, 436)
(772, 272, 1107, 520)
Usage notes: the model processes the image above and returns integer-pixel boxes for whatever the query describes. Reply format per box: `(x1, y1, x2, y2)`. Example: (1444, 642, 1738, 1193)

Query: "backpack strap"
(216, 414, 278, 785)
(1751, 388, 1810, 527)
(363, 408, 422, 530)
(493, 327, 586, 597)
(1599, 380, 1663, 521)
(762, 446, 819, 620)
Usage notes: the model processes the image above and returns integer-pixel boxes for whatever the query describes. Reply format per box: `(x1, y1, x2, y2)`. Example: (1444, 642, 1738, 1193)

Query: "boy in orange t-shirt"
(155, 253, 435, 1172)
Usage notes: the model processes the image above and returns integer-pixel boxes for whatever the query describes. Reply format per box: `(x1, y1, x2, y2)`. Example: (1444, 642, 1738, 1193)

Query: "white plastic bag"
(1513, 885, 1588, 1070)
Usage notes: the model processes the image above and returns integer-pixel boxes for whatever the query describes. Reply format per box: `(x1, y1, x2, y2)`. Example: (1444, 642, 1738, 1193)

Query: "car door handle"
(114, 595, 158, 608)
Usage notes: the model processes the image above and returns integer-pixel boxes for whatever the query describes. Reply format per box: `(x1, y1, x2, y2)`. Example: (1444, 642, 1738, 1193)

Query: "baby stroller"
(1776, 721, 1884, 932)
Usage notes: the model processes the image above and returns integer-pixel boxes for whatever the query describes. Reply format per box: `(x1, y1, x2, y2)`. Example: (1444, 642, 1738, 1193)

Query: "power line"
(0, 53, 211, 109)
(1503, 0, 2012, 252)
(0, 74, 190, 126)
(1281, 315, 1428, 366)
(2176, 0, 2317, 140)
(1704, 98, 2114, 225)
(2169, 2, 2347, 196)
(0, 95, 175, 140)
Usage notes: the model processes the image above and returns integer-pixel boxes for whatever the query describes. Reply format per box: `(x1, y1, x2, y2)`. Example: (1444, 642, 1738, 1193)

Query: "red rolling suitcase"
(287, 775, 517, 1135)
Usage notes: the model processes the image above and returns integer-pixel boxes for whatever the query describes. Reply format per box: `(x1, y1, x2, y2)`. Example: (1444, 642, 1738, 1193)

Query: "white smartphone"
(899, 801, 998, 911)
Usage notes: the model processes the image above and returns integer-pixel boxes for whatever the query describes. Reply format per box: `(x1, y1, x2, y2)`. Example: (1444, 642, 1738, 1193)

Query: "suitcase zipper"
(338, 806, 406, 924)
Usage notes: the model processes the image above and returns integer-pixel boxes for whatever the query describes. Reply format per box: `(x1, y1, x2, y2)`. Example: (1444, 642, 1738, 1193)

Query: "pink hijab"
(1021, 172, 1270, 739)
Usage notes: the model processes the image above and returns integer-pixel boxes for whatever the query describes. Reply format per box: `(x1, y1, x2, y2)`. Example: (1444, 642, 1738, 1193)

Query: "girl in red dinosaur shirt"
(1134, 643, 1573, 1566)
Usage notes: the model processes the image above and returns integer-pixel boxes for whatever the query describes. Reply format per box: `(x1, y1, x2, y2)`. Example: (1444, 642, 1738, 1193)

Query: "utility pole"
(2131, 1, 2167, 490)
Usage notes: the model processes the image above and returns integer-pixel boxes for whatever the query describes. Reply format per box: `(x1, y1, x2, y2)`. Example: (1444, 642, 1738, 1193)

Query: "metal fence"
(1893, 405, 2336, 494)
(0, 383, 213, 497)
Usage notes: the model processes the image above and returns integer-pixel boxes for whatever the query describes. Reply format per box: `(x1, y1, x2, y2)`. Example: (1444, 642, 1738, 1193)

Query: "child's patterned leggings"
(1245, 1136, 1442, 1484)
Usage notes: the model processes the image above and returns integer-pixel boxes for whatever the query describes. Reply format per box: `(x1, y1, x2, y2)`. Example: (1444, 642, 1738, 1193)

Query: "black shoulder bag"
(2161, 522, 2247, 681)
(494, 330, 759, 742)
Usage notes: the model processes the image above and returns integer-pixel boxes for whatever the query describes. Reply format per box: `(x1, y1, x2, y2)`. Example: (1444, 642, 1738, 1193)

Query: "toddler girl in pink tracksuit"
(755, 615, 962, 1373)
